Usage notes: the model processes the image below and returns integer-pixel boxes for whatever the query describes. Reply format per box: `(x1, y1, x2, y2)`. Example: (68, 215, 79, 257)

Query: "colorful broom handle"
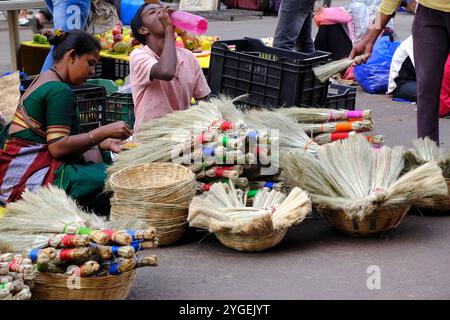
(247, 190, 259, 198)
(335, 122, 354, 132)
(346, 111, 364, 119)
(330, 132, 351, 141)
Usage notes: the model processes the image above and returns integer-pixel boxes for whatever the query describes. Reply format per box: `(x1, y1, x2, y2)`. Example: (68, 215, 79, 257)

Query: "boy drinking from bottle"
(129, 2, 211, 132)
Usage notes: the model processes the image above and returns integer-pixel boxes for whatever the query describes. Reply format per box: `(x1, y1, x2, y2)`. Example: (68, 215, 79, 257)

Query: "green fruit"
(113, 42, 127, 54)
(115, 79, 125, 86)
(39, 35, 48, 44)
(33, 34, 41, 43)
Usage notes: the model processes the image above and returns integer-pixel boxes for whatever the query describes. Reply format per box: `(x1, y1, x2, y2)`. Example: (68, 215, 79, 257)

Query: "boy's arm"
(150, 8, 177, 81)
(192, 56, 211, 101)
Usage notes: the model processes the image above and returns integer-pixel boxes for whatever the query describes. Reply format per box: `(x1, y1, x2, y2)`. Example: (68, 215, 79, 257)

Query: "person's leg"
(412, 4, 450, 143)
(274, 0, 314, 50)
(394, 81, 417, 102)
(296, 11, 315, 53)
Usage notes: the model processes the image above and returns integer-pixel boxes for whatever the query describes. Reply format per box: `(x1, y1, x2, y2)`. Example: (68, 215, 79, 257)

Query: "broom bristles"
(282, 135, 447, 220)
(313, 59, 355, 83)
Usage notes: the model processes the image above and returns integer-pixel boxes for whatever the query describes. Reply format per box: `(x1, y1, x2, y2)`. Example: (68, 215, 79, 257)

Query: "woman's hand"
(99, 138, 124, 153)
(94, 121, 133, 141)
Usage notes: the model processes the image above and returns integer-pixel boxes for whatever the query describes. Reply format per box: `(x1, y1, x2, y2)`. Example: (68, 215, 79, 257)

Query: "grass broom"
(313, 132, 384, 146)
(277, 107, 372, 123)
(243, 109, 321, 156)
(313, 54, 369, 83)
(300, 120, 374, 135)
(188, 182, 311, 234)
(282, 135, 448, 220)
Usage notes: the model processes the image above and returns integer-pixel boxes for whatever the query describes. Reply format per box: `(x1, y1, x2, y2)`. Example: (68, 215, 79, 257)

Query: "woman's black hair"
(48, 29, 100, 62)
(130, 3, 149, 45)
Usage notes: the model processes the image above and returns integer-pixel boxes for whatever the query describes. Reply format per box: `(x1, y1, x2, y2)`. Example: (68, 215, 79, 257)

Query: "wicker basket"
(111, 199, 188, 246)
(215, 229, 287, 252)
(109, 163, 196, 204)
(317, 205, 411, 237)
(318, 205, 411, 237)
(420, 178, 450, 211)
(32, 270, 136, 300)
(109, 163, 197, 246)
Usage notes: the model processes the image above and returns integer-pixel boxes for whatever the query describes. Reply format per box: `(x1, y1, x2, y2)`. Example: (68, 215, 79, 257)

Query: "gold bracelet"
(88, 132, 96, 146)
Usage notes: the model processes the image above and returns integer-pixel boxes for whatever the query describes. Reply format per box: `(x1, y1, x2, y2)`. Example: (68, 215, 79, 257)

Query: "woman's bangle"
(88, 131, 96, 146)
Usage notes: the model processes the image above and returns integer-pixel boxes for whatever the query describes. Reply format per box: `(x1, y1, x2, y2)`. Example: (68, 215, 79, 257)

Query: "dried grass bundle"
(404, 137, 450, 177)
(108, 96, 248, 177)
(313, 55, 368, 83)
(300, 120, 374, 135)
(243, 109, 320, 156)
(277, 107, 372, 123)
(282, 135, 448, 220)
(314, 132, 384, 146)
(188, 182, 311, 235)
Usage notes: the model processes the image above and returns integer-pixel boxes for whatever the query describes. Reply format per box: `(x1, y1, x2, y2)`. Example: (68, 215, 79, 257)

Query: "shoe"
(19, 18, 30, 26)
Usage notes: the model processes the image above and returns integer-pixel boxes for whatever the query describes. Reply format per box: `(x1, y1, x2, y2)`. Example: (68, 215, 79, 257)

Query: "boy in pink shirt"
(130, 3, 211, 132)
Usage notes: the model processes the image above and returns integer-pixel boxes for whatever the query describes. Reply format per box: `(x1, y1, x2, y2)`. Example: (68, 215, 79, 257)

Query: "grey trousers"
(412, 4, 450, 144)
(273, 0, 316, 53)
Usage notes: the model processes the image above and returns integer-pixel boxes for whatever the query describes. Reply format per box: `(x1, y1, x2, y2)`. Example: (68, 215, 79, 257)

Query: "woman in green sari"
(0, 29, 132, 214)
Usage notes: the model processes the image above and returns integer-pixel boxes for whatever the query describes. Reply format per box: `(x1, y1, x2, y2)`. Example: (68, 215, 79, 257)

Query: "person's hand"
(349, 37, 375, 64)
(99, 121, 133, 140)
(99, 138, 124, 153)
(158, 7, 175, 33)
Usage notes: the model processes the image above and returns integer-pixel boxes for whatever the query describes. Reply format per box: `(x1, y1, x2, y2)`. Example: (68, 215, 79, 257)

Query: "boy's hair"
(48, 29, 100, 62)
(131, 4, 150, 45)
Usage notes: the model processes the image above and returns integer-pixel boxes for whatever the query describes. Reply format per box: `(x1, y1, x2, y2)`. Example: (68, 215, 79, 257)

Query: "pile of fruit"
(96, 23, 140, 55)
(176, 34, 220, 52)
(32, 34, 49, 44)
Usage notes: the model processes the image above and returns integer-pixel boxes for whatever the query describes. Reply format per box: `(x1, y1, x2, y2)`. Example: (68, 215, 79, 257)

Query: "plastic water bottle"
(170, 11, 208, 35)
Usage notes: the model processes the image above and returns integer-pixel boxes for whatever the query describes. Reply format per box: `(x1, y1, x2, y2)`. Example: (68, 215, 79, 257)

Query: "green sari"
(0, 81, 110, 213)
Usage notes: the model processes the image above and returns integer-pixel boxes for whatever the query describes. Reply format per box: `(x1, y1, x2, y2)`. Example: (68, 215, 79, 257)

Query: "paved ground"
(1, 1, 450, 300)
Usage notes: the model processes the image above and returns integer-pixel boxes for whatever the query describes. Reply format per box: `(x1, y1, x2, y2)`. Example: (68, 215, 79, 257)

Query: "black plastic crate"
(105, 92, 135, 127)
(19, 80, 106, 133)
(93, 58, 130, 81)
(208, 38, 331, 108)
(72, 84, 107, 133)
(324, 83, 356, 110)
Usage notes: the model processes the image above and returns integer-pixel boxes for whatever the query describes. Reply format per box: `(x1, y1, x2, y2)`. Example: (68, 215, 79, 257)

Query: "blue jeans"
(273, 0, 316, 53)
(41, 0, 92, 72)
(394, 81, 417, 102)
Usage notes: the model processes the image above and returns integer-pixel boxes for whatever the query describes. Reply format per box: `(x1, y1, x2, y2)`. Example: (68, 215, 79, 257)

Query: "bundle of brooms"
(108, 97, 296, 207)
(0, 186, 159, 300)
(275, 107, 382, 146)
(282, 135, 448, 236)
(403, 137, 450, 211)
(188, 182, 311, 251)
(1, 253, 34, 300)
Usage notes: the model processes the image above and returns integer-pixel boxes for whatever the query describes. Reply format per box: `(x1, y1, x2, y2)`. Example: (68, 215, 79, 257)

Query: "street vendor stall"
(0, 0, 46, 70)
(19, 41, 211, 78)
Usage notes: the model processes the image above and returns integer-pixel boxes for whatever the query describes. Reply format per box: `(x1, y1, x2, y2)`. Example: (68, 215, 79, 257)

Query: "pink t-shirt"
(129, 45, 211, 132)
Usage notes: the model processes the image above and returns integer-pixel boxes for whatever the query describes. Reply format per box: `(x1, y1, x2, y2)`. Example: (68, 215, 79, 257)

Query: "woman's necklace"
(50, 66, 64, 82)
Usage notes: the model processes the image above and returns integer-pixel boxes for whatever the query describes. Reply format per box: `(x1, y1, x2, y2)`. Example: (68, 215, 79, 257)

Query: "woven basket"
(111, 200, 188, 246)
(420, 178, 450, 211)
(318, 205, 411, 237)
(215, 229, 287, 252)
(109, 163, 196, 204)
(32, 270, 136, 300)
(109, 163, 197, 246)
